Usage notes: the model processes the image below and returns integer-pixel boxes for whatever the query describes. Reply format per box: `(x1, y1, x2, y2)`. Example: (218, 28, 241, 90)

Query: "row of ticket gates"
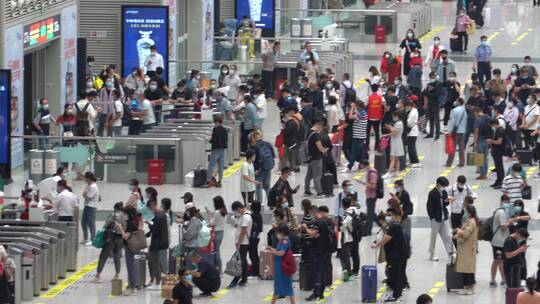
(0, 218, 78, 304)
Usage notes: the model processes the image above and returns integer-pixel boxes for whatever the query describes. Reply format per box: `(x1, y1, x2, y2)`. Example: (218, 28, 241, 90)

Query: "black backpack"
(122, 99, 132, 127)
(343, 84, 357, 103)
(74, 102, 90, 136)
(480, 208, 504, 241)
(348, 211, 369, 242)
(323, 221, 338, 253)
(267, 182, 280, 208)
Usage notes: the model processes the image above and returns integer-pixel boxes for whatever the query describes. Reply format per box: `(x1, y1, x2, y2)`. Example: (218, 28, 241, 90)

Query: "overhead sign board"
(23, 15, 61, 49)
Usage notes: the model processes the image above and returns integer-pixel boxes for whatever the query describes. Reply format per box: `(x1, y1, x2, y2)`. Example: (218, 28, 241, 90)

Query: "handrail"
(12, 135, 182, 141)
(276, 8, 397, 13)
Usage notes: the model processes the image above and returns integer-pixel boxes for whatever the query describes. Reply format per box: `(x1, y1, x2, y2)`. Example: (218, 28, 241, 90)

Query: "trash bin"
(29, 150, 45, 182)
(148, 159, 164, 185)
(301, 18, 313, 37)
(291, 18, 301, 37)
(375, 25, 386, 43)
(44, 150, 59, 177)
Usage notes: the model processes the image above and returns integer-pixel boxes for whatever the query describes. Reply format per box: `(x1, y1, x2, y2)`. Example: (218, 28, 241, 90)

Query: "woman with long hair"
(207, 196, 228, 273)
(453, 204, 479, 295)
(266, 224, 296, 304)
(81, 171, 99, 245)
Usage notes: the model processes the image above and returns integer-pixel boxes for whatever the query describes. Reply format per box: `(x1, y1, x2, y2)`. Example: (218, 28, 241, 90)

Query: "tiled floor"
(7, 0, 540, 303)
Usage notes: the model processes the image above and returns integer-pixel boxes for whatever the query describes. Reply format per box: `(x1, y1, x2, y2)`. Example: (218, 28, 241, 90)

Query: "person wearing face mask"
(473, 36, 492, 84)
(504, 98, 520, 148)
(185, 254, 220, 296)
(520, 93, 539, 149)
(188, 70, 201, 101)
(81, 171, 100, 246)
(218, 64, 229, 87)
(171, 79, 193, 105)
(323, 80, 339, 107)
(171, 268, 193, 304)
(435, 50, 456, 84)
(514, 68, 537, 104)
(490, 194, 516, 287)
(380, 52, 392, 81)
(223, 64, 242, 101)
(85, 76, 97, 93)
(253, 86, 268, 125)
(95, 78, 117, 136)
(334, 180, 355, 219)
(144, 45, 164, 78)
(404, 98, 421, 166)
(508, 199, 531, 283)
(366, 84, 384, 149)
(448, 175, 476, 232)
(443, 72, 461, 127)
(229, 201, 253, 288)
(32, 98, 55, 148)
(452, 204, 479, 295)
(425, 36, 445, 71)
(502, 163, 526, 202)
(266, 224, 297, 304)
(125, 68, 146, 91)
(521, 55, 538, 80)
(383, 112, 404, 178)
(55, 103, 77, 140)
(391, 77, 411, 102)
(74, 91, 97, 136)
(485, 119, 506, 188)
(138, 90, 157, 132)
(400, 29, 422, 75)
(370, 208, 409, 302)
(426, 176, 455, 261)
(393, 179, 413, 237)
(503, 228, 530, 288)
(454, 9, 473, 53)
(423, 72, 442, 140)
(261, 41, 280, 100)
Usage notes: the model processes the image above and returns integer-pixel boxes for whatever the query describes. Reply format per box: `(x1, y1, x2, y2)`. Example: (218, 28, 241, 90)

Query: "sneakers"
(80, 240, 88, 244)
(304, 191, 313, 197)
(410, 163, 421, 168)
(458, 289, 473, 295)
(84, 241, 93, 246)
(146, 283, 161, 290)
(429, 254, 439, 261)
(90, 276, 102, 284)
(123, 288, 137, 296)
(315, 193, 326, 199)
(382, 172, 394, 179)
(475, 175, 487, 180)
(384, 297, 401, 302)
(305, 294, 324, 301)
(501, 281, 507, 287)
(341, 270, 350, 282)
(489, 281, 497, 288)
(238, 280, 247, 287)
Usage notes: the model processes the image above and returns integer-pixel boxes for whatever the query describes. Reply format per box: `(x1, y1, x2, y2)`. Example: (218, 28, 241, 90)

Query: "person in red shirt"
(366, 84, 385, 149)
(409, 50, 423, 70)
(380, 51, 392, 81)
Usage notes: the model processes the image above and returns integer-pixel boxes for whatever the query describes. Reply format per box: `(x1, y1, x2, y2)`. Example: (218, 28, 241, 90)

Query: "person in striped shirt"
(345, 100, 368, 171)
(502, 163, 526, 202)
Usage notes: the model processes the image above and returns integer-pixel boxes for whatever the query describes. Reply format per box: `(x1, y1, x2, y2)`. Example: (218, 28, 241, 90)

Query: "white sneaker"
(123, 289, 137, 296)
(429, 254, 439, 261)
(410, 163, 421, 168)
(382, 172, 393, 179)
(84, 241, 92, 246)
(90, 277, 102, 284)
(146, 284, 161, 291)
(80, 240, 88, 244)
(341, 168, 351, 173)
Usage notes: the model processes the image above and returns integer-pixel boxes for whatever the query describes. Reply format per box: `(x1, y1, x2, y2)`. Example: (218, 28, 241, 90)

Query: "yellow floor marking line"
(376, 286, 387, 300)
(511, 32, 529, 45)
(419, 26, 445, 43)
(487, 31, 500, 41)
(223, 159, 244, 179)
(316, 279, 343, 303)
(386, 168, 411, 188)
(354, 170, 366, 182)
(212, 288, 230, 300)
(419, 155, 425, 161)
(428, 167, 455, 188)
(471, 184, 480, 190)
(41, 260, 98, 298)
(526, 166, 537, 179)
(428, 281, 445, 298)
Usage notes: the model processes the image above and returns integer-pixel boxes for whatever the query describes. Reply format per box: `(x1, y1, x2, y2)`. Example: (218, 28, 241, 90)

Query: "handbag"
(522, 185, 532, 200)
(378, 136, 390, 152)
(225, 251, 242, 277)
(473, 153, 485, 166)
(281, 248, 297, 277)
(445, 134, 455, 155)
(466, 152, 475, 166)
(92, 229, 105, 249)
(466, 23, 476, 35)
(127, 230, 148, 251)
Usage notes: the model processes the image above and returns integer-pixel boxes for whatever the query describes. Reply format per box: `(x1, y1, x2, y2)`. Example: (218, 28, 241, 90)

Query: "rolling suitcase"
(361, 265, 377, 302)
(193, 167, 207, 187)
(134, 253, 147, 288)
(321, 173, 334, 196)
(299, 262, 313, 290)
(445, 263, 464, 291)
(259, 249, 275, 280)
(374, 151, 387, 175)
(515, 149, 533, 165)
(505, 287, 524, 304)
(450, 36, 462, 52)
(332, 143, 342, 164)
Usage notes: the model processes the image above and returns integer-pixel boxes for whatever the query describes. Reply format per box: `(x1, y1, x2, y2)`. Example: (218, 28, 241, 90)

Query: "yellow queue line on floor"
(428, 281, 445, 298)
(317, 279, 344, 303)
(223, 159, 245, 179)
(376, 285, 387, 300)
(471, 165, 495, 189)
(386, 168, 411, 188)
(419, 26, 445, 44)
(355, 78, 367, 89)
(41, 260, 98, 299)
(428, 166, 456, 189)
(211, 288, 230, 300)
(487, 31, 500, 41)
(526, 166, 537, 179)
(511, 32, 529, 45)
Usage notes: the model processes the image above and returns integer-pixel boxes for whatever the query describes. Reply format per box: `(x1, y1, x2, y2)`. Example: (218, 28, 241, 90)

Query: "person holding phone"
(503, 228, 530, 288)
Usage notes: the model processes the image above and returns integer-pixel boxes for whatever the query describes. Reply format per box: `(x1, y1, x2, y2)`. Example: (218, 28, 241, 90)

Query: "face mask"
(186, 274, 193, 282)
(434, 40, 440, 45)
(41, 104, 49, 110)
(128, 185, 134, 191)
(385, 54, 390, 58)
(449, 77, 456, 82)
(481, 41, 488, 46)
(277, 233, 284, 240)
(430, 79, 436, 83)
(511, 67, 518, 73)
(514, 206, 522, 213)
(150, 85, 157, 91)
(508, 102, 514, 109)
(282, 202, 289, 209)
(86, 81, 93, 88)
(67, 109, 75, 115)
(385, 216, 393, 223)
(521, 75, 529, 79)
(394, 80, 400, 86)
(151, 51, 157, 56)
(222, 69, 228, 74)
(528, 98, 534, 104)
(462, 212, 469, 221)
(325, 83, 333, 90)
(460, 12, 465, 16)
(503, 202, 512, 210)
(395, 186, 402, 192)
(407, 33, 413, 38)
(347, 186, 353, 192)
(106, 82, 113, 88)
(453, 101, 459, 107)
(88, 62, 94, 67)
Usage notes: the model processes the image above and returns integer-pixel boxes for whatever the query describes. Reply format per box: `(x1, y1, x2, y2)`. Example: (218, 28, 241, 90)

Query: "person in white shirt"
(339, 197, 358, 281)
(448, 175, 477, 231)
(46, 179, 79, 222)
(111, 90, 124, 136)
(144, 45, 164, 77)
(206, 196, 228, 273)
(424, 37, 446, 72)
(81, 172, 100, 245)
(223, 65, 242, 101)
(405, 98, 420, 167)
(253, 87, 267, 128)
(141, 95, 156, 132)
(229, 201, 252, 288)
(521, 95, 539, 149)
(74, 92, 98, 136)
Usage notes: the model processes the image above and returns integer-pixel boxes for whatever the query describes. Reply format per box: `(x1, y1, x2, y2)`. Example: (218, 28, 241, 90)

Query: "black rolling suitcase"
(374, 151, 387, 175)
(446, 263, 464, 291)
(515, 149, 533, 165)
(299, 262, 313, 290)
(450, 36, 463, 52)
(321, 173, 334, 196)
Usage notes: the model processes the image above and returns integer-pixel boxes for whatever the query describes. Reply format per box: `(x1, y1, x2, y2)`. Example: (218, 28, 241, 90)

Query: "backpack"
(267, 183, 280, 208)
(402, 196, 414, 216)
(196, 220, 212, 247)
(121, 99, 132, 127)
(257, 141, 275, 171)
(480, 208, 504, 241)
(343, 83, 357, 103)
(370, 169, 384, 199)
(348, 210, 369, 243)
(324, 221, 338, 253)
(497, 116, 513, 155)
(74, 102, 90, 136)
(300, 131, 316, 164)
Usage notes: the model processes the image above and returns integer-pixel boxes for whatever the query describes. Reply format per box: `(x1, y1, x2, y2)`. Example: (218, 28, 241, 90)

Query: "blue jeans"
(348, 138, 366, 169)
(207, 148, 225, 182)
(255, 169, 271, 202)
(159, 248, 169, 274)
(214, 230, 224, 273)
(81, 206, 96, 241)
(124, 246, 136, 289)
(477, 139, 489, 176)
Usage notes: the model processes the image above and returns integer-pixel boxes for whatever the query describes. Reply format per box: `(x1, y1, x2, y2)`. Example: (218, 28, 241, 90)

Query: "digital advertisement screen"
(121, 6, 169, 83)
(235, 0, 275, 30)
(0, 70, 11, 179)
(23, 15, 61, 49)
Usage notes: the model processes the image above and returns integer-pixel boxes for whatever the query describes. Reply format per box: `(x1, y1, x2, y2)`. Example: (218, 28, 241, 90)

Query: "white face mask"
(407, 33, 413, 38)
(150, 85, 157, 91)
(434, 40, 440, 45)
(86, 81, 93, 88)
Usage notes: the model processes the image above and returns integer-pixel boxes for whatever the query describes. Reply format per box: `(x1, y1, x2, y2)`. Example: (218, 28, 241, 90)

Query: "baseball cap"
(181, 192, 193, 202)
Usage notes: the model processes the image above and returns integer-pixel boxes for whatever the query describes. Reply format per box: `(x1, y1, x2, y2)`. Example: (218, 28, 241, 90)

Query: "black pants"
(128, 120, 143, 135)
(311, 254, 326, 297)
(248, 237, 260, 276)
(323, 157, 338, 185)
(406, 136, 419, 164)
(477, 61, 492, 84)
(366, 198, 377, 234)
(58, 216, 73, 222)
(522, 129, 535, 149)
(450, 212, 463, 248)
(367, 120, 381, 149)
(457, 31, 469, 51)
(324, 253, 332, 288)
(193, 276, 219, 294)
(339, 242, 353, 275)
(535, 0, 540, 6)
(491, 150, 504, 185)
(241, 191, 254, 206)
(427, 107, 440, 138)
(504, 263, 522, 288)
(350, 242, 360, 274)
(261, 70, 275, 98)
(235, 244, 249, 283)
(443, 102, 453, 126)
(387, 258, 406, 299)
(463, 273, 475, 286)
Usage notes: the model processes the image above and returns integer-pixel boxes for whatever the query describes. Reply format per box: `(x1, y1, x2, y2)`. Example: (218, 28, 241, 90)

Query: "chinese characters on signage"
(23, 15, 61, 49)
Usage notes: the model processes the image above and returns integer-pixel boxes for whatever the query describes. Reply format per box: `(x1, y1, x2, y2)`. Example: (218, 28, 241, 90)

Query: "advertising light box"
(235, 0, 275, 30)
(121, 6, 169, 82)
(23, 15, 61, 49)
(0, 70, 11, 179)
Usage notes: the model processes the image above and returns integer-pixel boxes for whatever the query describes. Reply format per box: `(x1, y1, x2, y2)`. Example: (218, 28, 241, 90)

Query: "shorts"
(492, 246, 503, 260)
